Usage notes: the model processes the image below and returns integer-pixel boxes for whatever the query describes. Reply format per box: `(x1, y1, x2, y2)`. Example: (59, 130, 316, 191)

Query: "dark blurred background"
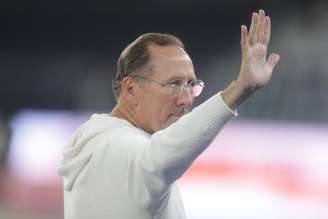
(0, 1, 328, 218)
(1, 0, 327, 120)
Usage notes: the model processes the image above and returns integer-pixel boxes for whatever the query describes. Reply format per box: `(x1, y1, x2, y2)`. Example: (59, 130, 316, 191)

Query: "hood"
(58, 114, 125, 191)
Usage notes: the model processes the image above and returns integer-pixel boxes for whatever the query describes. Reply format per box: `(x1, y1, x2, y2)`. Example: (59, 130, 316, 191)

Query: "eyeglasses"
(132, 76, 205, 97)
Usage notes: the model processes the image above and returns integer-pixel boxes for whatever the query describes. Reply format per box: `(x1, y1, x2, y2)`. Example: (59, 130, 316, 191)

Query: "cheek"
(146, 99, 176, 130)
(149, 100, 169, 121)
(139, 90, 177, 131)
(158, 99, 178, 127)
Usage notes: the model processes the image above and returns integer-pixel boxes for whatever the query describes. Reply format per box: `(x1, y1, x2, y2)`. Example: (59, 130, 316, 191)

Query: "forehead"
(148, 44, 196, 80)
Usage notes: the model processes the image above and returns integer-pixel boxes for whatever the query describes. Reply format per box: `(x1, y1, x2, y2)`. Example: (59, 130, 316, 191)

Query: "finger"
(240, 25, 248, 52)
(263, 16, 271, 46)
(266, 53, 280, 71)
(248, 12, 258, 45)
(257, 9, 266, 43)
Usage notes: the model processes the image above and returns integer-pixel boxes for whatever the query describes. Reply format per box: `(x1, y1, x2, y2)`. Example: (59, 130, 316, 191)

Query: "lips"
(171, 108, 189, 117)
(171, 113, 183, 117)
(169, 108, 189, 122)
(169, 112, 184, 122)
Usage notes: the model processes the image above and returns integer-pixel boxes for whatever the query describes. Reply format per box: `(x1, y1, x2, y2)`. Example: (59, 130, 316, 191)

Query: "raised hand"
(237, 9, 280, 91)
(222, 10, 280, 110)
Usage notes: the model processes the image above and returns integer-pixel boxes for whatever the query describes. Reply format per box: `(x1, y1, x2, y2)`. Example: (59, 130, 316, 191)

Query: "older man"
(59, 10, 279, 219)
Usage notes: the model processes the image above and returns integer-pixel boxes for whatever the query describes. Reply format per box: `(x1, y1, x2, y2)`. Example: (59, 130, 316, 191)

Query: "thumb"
(267, 53, 280, 71)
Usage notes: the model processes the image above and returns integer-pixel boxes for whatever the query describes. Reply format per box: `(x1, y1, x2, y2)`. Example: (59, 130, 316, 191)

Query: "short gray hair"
(112, 33, 185, 99)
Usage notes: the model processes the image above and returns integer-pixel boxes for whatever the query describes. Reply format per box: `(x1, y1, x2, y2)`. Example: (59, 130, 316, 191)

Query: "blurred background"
(1, 0, 328, 219)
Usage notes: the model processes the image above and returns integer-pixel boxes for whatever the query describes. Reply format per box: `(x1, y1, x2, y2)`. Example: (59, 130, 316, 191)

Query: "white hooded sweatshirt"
(58, 93, 236, 219)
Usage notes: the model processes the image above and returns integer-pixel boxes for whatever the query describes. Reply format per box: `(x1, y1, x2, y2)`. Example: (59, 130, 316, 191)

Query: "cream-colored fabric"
(58, 93, 236, 219)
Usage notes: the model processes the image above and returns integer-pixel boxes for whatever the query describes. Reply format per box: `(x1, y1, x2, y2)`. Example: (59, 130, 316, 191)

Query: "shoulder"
(84, 114, 150, 152)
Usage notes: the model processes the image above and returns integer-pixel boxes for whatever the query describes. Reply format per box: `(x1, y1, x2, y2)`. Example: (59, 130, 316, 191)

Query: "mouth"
(168, 108, 189, 122)
(169, 112, 184, 120)
(170, 114, 181, 119)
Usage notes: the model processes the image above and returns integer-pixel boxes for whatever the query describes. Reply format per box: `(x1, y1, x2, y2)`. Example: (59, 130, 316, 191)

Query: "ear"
(121, 77, 140, 105)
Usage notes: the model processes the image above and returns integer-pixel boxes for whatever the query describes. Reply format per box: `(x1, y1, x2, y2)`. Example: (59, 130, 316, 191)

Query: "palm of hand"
(238, 10, 279, 91)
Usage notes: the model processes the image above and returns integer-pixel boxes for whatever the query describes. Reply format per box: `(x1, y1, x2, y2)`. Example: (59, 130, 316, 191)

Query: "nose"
(176, 88, 194, 107)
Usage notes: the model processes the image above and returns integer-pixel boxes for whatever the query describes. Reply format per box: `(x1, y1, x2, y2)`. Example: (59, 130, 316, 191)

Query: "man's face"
(134, 44, 196, 133)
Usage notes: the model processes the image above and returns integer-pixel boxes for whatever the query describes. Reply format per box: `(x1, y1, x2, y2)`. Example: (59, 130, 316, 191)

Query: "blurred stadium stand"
(0, 0, 327, 122)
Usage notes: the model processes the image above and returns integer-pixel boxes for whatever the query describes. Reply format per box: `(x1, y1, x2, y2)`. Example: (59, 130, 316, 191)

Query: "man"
(59, 10, 279, 219)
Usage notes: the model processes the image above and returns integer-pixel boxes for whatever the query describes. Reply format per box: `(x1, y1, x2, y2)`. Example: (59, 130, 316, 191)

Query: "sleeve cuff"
(218, 92, 238, 117)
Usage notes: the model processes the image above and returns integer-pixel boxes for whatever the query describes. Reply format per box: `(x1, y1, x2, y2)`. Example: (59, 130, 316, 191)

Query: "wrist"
(234, 78, 258, 95)
(221, 80, 255, 110)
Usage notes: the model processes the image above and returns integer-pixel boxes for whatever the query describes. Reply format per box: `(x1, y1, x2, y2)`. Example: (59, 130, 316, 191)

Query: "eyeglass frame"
(130, 75, 205, 97)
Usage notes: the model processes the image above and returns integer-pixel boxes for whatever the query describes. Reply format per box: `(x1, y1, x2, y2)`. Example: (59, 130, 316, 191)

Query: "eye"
(168, 80, 184, 88)
(188, 80, 197, 87)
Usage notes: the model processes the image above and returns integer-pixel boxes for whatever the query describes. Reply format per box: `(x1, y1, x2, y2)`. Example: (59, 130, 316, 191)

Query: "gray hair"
(112, 33, 185, 99)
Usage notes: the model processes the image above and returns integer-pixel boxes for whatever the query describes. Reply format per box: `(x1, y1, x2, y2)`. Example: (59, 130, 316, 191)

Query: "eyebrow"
(164, 75, 197, 82)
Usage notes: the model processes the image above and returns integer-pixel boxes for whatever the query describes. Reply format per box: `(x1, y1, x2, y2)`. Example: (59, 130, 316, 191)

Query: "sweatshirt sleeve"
(127, 92, 237, 210)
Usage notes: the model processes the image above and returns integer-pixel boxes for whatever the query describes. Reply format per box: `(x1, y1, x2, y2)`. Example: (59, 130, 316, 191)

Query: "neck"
(111, 100, 141, 129)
